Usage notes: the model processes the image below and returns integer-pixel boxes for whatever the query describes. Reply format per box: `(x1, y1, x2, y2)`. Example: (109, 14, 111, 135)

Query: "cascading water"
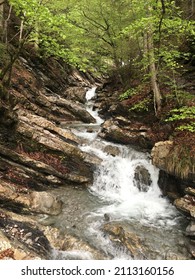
(53, 87, 190, 260)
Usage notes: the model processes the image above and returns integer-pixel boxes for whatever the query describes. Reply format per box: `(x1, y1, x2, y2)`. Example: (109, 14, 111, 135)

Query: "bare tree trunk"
(147, 28, 162, 114)
(3, 4, 12, 43)
(19, 19, 24, 42)
(0, 1, 4, 41)
(146, 5, 162, 115)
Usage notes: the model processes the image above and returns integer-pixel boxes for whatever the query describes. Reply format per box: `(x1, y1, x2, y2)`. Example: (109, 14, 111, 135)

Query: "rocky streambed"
(0, 55, 194, 259)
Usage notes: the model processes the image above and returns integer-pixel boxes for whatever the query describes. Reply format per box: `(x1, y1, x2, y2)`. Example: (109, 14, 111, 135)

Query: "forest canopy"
(0, 0, 195, 122)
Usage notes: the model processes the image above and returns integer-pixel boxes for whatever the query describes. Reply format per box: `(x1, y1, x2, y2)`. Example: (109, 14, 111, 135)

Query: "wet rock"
(0, 144, 91, 187)
(104, 145, 120, 157)
(48, 96, 96, 123)
(0, 216, 51, 258)
(17, 109, 79, 145)
(185, 221, 195, 238)
(0, 181, 30, 213)
(99, 119, 152, 149)
(43, 227, 107, 260)
(102, 222, 146, 259)
(15, 121, 93, 183)
(165, 252, 190, 260)
(185, 187, 195, 197)
(174, 195, 195, 218)
(63, 87, 87, 104)
(83, 152, 102, 168)
(30, 191, 62, 215)
(188, 242, 195, 258)
(134, 165, 152, 192)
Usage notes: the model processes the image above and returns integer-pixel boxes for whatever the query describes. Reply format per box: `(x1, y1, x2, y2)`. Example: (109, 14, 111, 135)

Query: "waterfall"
(80, 88, 178, 227)
(53, 87, 189, 260)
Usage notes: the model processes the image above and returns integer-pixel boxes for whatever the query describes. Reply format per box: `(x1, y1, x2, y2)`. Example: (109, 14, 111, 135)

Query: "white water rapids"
(51, 87, 189, 260)
(80, 88, 177, 226)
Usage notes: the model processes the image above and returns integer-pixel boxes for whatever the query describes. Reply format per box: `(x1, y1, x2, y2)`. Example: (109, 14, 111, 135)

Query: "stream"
(51, 88, 190, 260)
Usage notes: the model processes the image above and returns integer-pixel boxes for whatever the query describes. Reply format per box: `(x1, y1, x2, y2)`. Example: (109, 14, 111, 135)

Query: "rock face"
(0, 212, 51, 259)
(0, 54, 100, 259)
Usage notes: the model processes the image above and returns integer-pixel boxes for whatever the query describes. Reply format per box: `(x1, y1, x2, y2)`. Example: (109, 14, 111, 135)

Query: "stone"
(104, 145, 120, 157)
(185, 221, 195, 237)
(174, 195, 195, 218)
(165, 252, 190, 260)
(102, 222, 146, 259)
(0, 216, 51, 258)
(43, 227, 107, 260)
(134, 165, 152, 192)
(151, 141, 194, 182)
(185, 187, 195, 197)
(188, 242, 195, 258)
(99, 119, 153, 149)
(151, 141, 173, 171)
(63, 87, 87, 104)
(17, 109, 79, 145)
(48, 96, 96, 123)
(30, 191, 62, 215)
(0, 181, 30, 213)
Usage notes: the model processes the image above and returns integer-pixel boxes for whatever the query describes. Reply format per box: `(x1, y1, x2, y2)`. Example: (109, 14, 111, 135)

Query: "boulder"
(151, 141, 195, 182)
(48, 96, 96, 123)
(174, 195, 195, 219)
(102, 222, 146, 259)
(104, 145, 120, 157)
(134, 165, 152, 192)
(151, 141, 173, 171)
(43, 227, 107, 260)
(99, 119, 153, 149)
(30, 191, 62, 216)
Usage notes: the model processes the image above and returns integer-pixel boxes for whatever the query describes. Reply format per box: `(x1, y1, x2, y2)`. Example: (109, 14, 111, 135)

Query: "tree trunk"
(0, 1, 4, 41)
(147, 29, 162, 114)
(3, 3, 12, 43)
(146, 5, 162, 115)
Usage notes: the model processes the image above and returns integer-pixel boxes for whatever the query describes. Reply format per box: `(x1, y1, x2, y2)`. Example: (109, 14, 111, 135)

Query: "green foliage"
(166, 106, 195, 132)
(3, 0, 195, 84)
(166, 106, 195, 121)
(177, 123, 195, 133)
(129, 98, 151, 112)
(119, 88, 137, 101)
